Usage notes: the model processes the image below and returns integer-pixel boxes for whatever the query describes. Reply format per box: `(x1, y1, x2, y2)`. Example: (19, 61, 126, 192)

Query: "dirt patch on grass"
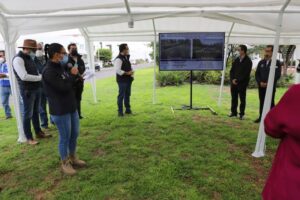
(245, 157, 269, 186)
(30, 175, 61, 200)
(0, 171, 14, 192)
(97, 131, 110, 141)
(192, 114, 202, 122)
(213, 191, 222, 200)
(93, 148, 106, 157)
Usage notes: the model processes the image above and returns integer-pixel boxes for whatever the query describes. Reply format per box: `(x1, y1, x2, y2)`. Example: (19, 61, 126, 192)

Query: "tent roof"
(0, 0, 300, 44)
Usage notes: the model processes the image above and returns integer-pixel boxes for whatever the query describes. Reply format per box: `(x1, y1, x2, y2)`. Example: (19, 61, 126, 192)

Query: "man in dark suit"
(254, 45, 282, 123)
(229, 45, 253, 120)
(67, 43, 86, 119)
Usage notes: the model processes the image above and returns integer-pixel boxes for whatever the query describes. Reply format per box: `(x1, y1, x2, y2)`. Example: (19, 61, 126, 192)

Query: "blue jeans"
(117, 81, 132, 113)
(0, 86, 12, 118)
(51, 111, 79, 160)
(39, 88, 49, 128)
(20, 89, 42, 140)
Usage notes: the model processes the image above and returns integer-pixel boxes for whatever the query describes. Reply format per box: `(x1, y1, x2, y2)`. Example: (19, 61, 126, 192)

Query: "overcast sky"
(0, 29, 153, 61)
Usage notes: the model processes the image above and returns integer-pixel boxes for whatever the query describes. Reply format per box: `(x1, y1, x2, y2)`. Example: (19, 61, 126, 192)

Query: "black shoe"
(254, 118, 261, 123)
(125, 110, 132, 115)
(239, 115, 245, 120)
(5, 116, 13, 120)
(228, 113, 237, 118)
(118, 113, 124, 117)
(79, 116, 84, 119)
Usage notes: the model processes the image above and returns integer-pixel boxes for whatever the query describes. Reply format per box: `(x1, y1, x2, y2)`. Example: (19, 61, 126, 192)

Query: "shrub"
(96, 48, 112, 62)
(156, 71, 189, 86)
(156, 64, 293, 88)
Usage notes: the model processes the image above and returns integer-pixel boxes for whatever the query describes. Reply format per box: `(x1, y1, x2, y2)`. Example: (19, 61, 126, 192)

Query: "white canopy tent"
(0, 0, 299, 157)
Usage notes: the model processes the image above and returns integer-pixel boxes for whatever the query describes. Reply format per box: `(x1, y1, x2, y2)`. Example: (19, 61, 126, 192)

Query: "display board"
(159, 32, 225, 71)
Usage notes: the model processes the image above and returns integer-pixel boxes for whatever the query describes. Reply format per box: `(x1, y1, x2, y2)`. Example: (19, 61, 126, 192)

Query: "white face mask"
(29, 51, 36, 60)
(36, 50, 44, 58)
(0, 57, 5, 64)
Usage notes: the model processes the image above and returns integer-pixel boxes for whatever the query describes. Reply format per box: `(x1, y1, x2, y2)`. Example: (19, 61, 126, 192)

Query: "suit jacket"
(230, 55, 252, 88)
(255, 59, 281, 86)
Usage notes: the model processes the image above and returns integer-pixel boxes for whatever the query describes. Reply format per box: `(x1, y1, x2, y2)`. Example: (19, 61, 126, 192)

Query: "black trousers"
(258, 86, 276, 119)
(75, 83, 84, 117)
(231, 84, 247, 116)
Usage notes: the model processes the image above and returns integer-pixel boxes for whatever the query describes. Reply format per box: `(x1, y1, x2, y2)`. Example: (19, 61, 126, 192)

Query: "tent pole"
(218, 22, 235, 107)
(0, 16, 26, 142)
(152, 19, 157, 104)
(80, 28, 98, 103)
(89, 40, 98, 104)
(252, 0, 291, 158)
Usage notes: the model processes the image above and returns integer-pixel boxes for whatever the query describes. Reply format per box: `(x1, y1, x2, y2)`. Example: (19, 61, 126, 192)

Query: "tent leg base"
(173, 105, 217, 115)
(252, 151, 265, 158)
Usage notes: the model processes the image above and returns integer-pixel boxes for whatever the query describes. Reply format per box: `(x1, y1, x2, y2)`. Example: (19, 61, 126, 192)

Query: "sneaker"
(79, 116, 84, 119)
(5, 116, 13, 120)
(61, 159, 76, 175)
(239, 115, 245, 120)
(254, 118, 261, 123)
(69, 155, 87, 168)
(228, 113, 237, 118)
(118, 113, 124, 117)
(36, 131, 52, 139)
(27, 139, 39, 145)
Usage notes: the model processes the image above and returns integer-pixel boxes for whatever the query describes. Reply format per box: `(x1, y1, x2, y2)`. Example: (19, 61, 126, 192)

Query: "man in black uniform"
(254, 45, 282, 123)
(229, 45, 253, 120)
(67, 43, 86, 119)
(114, 44, 134, 117)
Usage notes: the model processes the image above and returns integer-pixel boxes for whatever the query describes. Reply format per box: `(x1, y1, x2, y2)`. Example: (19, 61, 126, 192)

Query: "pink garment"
(263, 84, 300, 200)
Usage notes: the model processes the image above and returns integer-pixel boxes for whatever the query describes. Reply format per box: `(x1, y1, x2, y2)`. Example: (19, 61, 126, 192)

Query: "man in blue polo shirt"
(0, 50, 12, 119)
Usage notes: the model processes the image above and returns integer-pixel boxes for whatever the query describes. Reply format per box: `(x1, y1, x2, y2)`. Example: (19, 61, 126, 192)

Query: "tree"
(279, 45, 296, 76)
(148, 42, 159, 65)
(96, 48, 112, 62)
(247, 45, 266, 58)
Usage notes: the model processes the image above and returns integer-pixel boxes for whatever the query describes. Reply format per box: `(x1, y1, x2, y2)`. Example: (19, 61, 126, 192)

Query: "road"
(94, 62, 153, 80)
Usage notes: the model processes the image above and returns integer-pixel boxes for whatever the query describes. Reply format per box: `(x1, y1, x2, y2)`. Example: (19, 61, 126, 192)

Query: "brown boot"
(69, 155, 87, 168)
(36, 131, 52, 139)
(61, 159, 76, 175)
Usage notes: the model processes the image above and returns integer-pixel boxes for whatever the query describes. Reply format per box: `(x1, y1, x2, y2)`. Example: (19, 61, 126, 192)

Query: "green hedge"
(156, 64, 293, 88)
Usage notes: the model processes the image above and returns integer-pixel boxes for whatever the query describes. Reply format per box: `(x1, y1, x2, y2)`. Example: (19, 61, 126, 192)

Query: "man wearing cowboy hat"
(13, 39, 52, 145)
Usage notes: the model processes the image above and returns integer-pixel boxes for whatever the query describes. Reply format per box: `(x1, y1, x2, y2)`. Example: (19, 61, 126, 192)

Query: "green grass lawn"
(0, 67, 287, 200)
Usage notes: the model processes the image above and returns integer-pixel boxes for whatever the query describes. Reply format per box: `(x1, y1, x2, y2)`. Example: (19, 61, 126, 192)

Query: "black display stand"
(173, 70, 217, 115)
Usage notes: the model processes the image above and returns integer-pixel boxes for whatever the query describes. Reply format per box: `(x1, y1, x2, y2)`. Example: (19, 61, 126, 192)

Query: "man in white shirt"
(114, 43, 134, 117)
(13, 39, 51, 145)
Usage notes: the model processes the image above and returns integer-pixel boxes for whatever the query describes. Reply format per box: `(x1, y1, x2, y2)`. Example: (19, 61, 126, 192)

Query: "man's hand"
(71, 67, 79, 75)
(260, 82, 267, 88)
(0, 74, 7, 78)
(232, 79, 238, 85)
(125, 71, 133, 76)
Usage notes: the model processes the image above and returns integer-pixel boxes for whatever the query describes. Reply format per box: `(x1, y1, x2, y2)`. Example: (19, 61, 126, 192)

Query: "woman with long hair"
(43, 43, 86, 175)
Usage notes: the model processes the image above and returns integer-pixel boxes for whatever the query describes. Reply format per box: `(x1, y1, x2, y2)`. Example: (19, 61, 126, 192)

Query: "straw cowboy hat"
(18, 39, 38, 49)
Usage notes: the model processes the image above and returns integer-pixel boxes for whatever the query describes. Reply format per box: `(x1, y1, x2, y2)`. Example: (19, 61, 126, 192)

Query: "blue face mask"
(60, 55, 68, 65)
